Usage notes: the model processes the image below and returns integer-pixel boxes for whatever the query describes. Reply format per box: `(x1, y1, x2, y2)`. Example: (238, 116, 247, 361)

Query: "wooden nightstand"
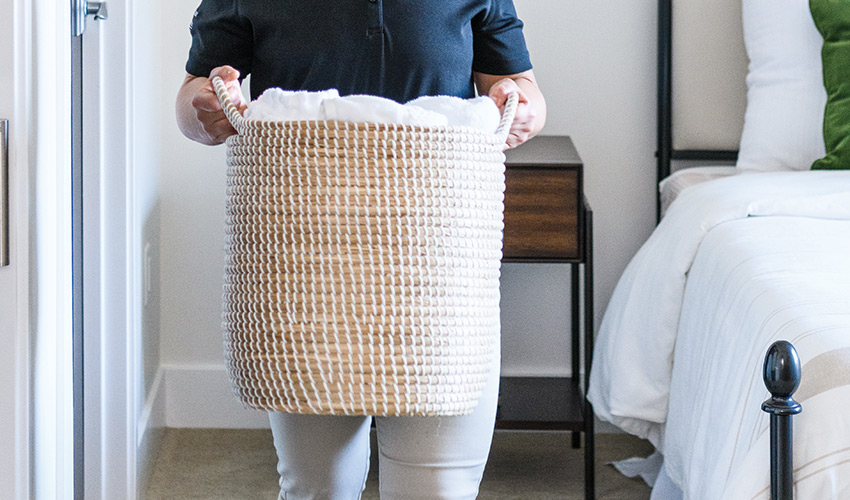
(497, 135, 595, 500)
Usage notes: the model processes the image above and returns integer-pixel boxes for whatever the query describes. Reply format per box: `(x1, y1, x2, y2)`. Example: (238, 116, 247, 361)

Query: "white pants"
(268, 345, 500, 500)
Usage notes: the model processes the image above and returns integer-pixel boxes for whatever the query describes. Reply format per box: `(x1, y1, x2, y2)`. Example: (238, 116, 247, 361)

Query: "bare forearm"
(176, 74, 218, 145)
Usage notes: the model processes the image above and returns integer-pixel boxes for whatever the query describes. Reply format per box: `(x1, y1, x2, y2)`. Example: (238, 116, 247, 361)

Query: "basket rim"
(240, 117, 497, 137)
(211, 75, 519, 147)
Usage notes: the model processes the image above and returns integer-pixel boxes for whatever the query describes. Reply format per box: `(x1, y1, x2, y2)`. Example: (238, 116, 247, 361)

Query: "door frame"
(81, 1, 140, 498)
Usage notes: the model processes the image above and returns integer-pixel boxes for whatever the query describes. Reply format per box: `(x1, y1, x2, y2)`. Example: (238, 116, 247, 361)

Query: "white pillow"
(737, 0, 826, 172)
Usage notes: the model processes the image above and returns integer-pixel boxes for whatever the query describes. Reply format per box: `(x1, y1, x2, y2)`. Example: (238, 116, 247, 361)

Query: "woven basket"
(213, 76, 518, 417)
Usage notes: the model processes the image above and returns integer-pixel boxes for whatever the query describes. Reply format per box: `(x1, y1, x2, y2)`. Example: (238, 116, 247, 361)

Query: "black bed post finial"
(762, 340, 802, 500)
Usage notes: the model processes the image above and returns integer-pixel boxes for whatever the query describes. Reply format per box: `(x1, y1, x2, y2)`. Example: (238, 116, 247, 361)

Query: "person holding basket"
(175, 2, 546, 499)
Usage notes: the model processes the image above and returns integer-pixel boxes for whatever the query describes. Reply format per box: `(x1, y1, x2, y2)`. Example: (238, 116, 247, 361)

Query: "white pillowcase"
(737, 0, 826, 172)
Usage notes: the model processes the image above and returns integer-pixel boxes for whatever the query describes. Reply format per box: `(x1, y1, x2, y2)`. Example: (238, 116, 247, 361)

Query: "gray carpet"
(144, 429, 653, 499)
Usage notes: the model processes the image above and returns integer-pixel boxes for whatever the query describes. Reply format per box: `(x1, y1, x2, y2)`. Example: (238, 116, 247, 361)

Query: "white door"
(0, 0, 27, 494)
(1, 1, 74, 498)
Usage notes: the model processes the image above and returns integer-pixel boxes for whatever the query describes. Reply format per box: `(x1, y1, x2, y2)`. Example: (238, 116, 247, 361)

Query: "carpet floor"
(144, 429, 653, 499)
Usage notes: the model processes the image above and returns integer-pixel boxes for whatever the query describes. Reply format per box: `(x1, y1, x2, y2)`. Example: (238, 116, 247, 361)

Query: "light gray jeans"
(268, 345, 500, 500)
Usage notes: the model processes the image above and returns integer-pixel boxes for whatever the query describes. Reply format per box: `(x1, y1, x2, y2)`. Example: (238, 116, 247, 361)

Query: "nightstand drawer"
(502, 136, 584, 262)
(503, 168, 581, 260)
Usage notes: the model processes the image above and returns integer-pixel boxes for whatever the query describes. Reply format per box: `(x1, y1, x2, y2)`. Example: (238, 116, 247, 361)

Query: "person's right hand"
(193, 65, 247, 143)
(179, 65, 247, 145)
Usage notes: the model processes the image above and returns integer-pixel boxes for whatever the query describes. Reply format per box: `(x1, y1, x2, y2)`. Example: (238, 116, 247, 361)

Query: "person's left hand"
(486, 78, 536, 149)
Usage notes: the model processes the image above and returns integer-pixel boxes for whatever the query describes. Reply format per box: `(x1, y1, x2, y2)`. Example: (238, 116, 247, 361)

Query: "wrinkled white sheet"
(666, 216, 850, 499)
(587, 171, 850, 498)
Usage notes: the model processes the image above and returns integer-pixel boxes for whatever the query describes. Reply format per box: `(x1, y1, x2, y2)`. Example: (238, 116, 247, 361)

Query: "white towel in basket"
(407, 95, 502, 134)
(243, 88, 340, 121)
(243, 87, 502, 132)
(321, 94, 448, 127)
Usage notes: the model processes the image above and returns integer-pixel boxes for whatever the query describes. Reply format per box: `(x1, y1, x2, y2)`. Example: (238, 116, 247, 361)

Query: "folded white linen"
(241, 87, 502, 133)
(321, 94, 448, 127)
(749, 191, 850, 219)
(406, 95, 501, 133)
(244, 88, 340, 122)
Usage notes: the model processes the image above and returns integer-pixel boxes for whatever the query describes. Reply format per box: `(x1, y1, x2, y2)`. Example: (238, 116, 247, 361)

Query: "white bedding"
(658, 166, 738, 218)
(587, 171, 850, 498)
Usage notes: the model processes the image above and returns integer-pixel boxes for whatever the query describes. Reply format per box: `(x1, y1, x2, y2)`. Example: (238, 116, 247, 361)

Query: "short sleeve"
(185, 0, 253, 78)
(471, 0, 533, 75)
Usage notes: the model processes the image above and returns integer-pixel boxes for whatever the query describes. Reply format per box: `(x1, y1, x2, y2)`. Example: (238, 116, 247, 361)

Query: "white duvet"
(587, 171, 850, 499)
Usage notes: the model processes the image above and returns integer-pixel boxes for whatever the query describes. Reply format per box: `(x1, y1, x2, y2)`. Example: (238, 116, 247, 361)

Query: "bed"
(586, 0, 850, 498)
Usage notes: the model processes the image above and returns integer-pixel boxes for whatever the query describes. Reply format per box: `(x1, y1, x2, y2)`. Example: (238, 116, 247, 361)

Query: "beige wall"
(504, 0, 658, 374)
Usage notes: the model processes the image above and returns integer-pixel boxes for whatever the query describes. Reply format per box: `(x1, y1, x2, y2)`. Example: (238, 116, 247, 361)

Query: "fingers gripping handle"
(495, 92, 519, 146)
(211, 76, 246, 134)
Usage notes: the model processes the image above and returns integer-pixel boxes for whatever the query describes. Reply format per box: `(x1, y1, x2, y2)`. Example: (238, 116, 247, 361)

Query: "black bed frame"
(762, 341, 803, 500)
(656, 2, 802, 498)
(655, 0, 738, 221)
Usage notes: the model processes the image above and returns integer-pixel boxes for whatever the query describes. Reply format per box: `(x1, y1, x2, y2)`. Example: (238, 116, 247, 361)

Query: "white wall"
(503, 0, 658, 375)
(156, 0, 268, 427)
(153, 0, 659, 427)
(131, 0, 167, 491)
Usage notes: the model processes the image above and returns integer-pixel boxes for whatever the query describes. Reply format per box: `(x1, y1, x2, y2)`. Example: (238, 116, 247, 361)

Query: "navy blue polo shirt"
(186, 0, 533, 103)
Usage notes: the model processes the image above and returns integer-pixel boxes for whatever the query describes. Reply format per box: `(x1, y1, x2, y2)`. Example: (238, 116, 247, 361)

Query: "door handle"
(1, 119, 9, 267)
(87, 1, 108, 21)
(72, 0, 108, 37)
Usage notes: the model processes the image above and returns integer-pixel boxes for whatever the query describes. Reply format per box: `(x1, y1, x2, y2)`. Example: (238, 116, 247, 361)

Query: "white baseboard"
(138, 366, 166, 443)
(163, 364, 271, 429)
(137, 367, 166, 497)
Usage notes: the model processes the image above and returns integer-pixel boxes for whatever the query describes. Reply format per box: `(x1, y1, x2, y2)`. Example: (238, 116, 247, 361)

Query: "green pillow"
(810, 0, 850, 169)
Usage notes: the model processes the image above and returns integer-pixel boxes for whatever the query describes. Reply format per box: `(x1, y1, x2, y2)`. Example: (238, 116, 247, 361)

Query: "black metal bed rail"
(762, 341, 802, 500)
(656, 0, 673, 222)
(655, 0, 739, 222)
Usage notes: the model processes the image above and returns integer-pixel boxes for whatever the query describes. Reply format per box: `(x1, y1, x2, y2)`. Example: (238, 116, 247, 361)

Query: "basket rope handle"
(212, 75, 519, 144)
(494, 91, 519, 146)
(212, 76, 247, 134)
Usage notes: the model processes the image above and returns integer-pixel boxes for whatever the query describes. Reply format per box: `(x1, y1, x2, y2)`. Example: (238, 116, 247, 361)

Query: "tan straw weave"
(213, 76, 518, 416)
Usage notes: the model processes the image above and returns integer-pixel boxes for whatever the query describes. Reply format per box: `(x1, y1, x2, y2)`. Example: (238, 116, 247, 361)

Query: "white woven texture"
(213, 77, 517, 416)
